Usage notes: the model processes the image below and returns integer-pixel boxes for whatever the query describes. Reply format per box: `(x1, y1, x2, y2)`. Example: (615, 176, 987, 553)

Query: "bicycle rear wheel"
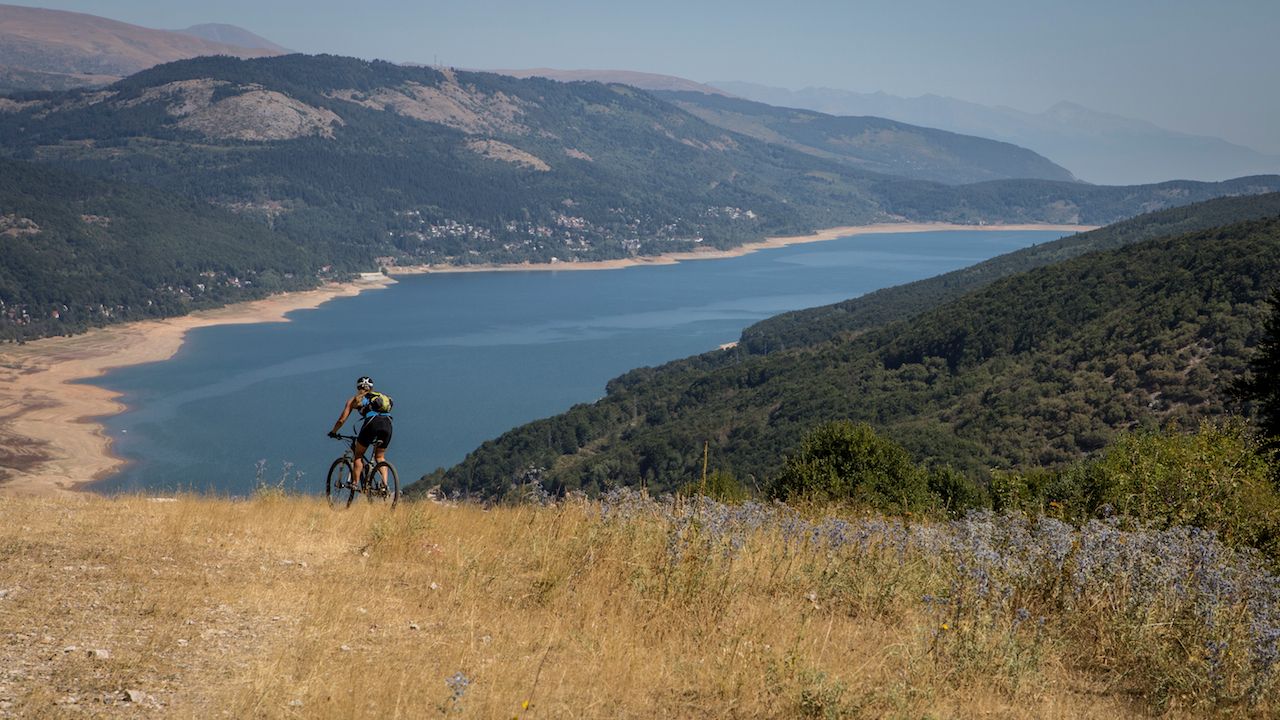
(326, 457, 355, 509)
(368, 461, 400, 509)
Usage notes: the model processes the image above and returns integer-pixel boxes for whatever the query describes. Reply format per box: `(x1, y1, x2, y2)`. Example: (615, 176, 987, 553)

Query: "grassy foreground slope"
(428, 197, 1280, 496)
(2, 492, 1276, 718)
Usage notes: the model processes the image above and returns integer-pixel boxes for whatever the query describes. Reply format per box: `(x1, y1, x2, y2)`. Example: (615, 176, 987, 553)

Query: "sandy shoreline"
(386, 222, 1096, 274)
(0, 273, 394, 497)
(0, 222, 1093, 497)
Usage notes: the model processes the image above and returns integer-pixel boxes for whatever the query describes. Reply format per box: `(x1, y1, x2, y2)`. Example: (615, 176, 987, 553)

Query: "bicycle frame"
(327, 433, 399, 509)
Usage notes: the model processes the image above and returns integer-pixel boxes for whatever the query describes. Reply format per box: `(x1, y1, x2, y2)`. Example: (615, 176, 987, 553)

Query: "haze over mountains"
(172, 23, 291, 54)
(497, 69, 1279, 186)
(653, 90, 1076, 185)
(712, 81, 1280, 186)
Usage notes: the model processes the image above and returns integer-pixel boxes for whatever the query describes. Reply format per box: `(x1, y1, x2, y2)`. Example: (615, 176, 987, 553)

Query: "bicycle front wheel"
(326, 457, 355, 509)
(368, 461, 400, 509)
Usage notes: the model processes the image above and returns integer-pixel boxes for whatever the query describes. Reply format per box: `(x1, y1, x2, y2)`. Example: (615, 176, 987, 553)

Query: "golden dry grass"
(0, 493, 1230, 718)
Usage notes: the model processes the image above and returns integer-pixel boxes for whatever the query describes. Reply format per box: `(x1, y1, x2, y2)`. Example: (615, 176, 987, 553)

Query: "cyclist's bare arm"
(329, 394, 361, 436)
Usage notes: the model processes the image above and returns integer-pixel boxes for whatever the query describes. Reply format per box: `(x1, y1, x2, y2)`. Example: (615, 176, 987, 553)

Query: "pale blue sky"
(30, 0, 1280, 153)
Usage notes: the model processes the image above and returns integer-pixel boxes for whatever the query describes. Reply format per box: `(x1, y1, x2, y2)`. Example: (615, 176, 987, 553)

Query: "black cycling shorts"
(357, 415, 393, 450)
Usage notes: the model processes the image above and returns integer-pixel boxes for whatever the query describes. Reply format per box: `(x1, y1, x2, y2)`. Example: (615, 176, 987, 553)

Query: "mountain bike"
(327, 434, 399, 509)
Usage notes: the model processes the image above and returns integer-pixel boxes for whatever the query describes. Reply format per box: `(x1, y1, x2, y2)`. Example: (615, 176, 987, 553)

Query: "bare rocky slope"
(0, 4, 281, 87)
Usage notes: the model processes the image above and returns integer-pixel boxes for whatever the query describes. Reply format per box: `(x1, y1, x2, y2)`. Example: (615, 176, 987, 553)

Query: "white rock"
(0, 588, 10, 599)
(88, 648, 110, 660)
(62, 645, 78, 653)
(430, 582, 440, 591)
(340, 644, 351, 652)
(123, 689, 147, 703)
(289, 699, 304, 707)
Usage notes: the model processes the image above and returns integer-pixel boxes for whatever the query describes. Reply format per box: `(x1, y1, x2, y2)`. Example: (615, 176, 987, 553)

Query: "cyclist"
(328, 375, 393, 492)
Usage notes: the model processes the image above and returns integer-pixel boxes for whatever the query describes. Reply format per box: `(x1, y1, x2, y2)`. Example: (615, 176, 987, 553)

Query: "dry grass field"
(1, 490, 1275, 718)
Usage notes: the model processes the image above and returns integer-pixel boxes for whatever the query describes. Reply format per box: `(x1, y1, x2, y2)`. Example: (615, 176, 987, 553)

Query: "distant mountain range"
(711, 81, 1280, 186)
(499, 68, 1078, 183)
(3, 3, 1270, 188)
(4, 53, 1277, 341)
(0, 4, 283, 92)
(652, 90, 1076, 185)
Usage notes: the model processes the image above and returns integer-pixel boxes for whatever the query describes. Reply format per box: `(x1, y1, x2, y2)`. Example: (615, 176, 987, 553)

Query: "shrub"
(679, 469, 750, 503)
(1078, 420, 1280, 553)
(926, 464, 990, 516)
(771, 421, 933, 512)
(1233, 288, 1280, 440)
(998, 421, 1280, 554)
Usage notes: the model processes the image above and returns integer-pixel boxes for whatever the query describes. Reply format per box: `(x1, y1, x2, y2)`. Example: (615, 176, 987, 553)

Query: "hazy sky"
(31, 0, 1280, 153)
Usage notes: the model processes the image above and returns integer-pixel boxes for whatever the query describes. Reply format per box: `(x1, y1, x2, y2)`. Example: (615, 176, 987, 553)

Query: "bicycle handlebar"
(331, 433, 385, 447)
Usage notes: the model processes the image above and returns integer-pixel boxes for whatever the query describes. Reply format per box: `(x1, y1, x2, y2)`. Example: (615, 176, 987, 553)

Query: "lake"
(88, 230, 1070, 495)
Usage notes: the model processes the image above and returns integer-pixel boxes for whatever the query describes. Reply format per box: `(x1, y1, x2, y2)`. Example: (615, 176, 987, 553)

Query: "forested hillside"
(742, 192, 1280, 353)
(421, 195, 1280, 497)
(0, 159, 324, 340)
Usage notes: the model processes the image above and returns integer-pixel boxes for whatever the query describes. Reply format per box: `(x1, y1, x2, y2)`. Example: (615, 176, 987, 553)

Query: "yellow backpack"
(363, 391, 394, 415)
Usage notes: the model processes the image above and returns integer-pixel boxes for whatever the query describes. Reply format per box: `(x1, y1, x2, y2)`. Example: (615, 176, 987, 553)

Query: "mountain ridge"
(710, 81, 1280, 185)
(0, 4, 283, 90)
(491, 68, 730, 96)
(174, 23, 291, 54)
(653, 89, 1077, 185)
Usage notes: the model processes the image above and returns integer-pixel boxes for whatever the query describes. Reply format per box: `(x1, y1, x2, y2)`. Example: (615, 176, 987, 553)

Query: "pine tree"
(1233, 289, 1280, 439)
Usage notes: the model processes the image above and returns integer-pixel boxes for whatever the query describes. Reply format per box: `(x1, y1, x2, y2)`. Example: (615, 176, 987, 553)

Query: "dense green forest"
(0, 158, 328, 340)
(418, 194, 1280, 498)
(742, 192, 1280, 353)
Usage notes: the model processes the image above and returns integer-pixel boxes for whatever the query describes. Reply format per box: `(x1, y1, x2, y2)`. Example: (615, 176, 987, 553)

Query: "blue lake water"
(87, 230, 1070, 495)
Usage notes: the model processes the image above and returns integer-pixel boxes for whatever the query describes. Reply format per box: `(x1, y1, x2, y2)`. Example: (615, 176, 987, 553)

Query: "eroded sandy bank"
(0, 274, 394, 497)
